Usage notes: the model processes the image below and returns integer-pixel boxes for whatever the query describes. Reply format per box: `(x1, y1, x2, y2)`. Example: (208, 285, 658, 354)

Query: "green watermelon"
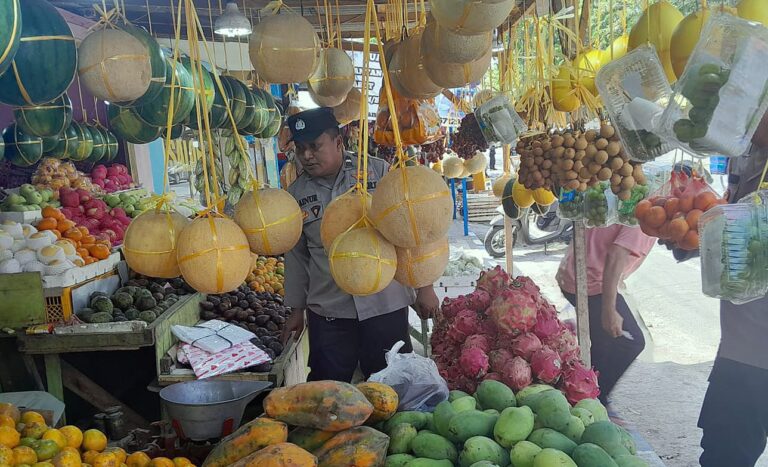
(0, 0, 76, 106)
(501, 178, 523, 219)
(236, 81, 257, 130)
(103, 130, 119, 162)
(208, 71, 231, 129)
(14, 93, 73, 137)
(85, 125, 107, 164)
(41, 135, 59, 154)
(107, 104, 162, 144)
(2, 124, 43, 167)
(0, 133, 5, 161)
(70, 122, 93, 162)
(257, 102, 283, 138)
(249, 89, 270, 135)
(163, 124, 184, 140)
(0, 0, 21, 77)
(50, 124, 80, 160)
(117, 23, 166, 107)
(136, 57, 195, 127)
(221, 76, 247, 129)
(181, 57, 215, 112)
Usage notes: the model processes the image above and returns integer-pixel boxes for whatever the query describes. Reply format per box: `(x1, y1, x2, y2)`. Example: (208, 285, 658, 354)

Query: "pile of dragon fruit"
(431, 266, 600, 404)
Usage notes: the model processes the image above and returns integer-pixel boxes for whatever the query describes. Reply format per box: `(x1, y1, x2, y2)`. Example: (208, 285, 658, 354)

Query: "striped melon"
(181, 57, 215, 112)
(208, 72, 231, 128)
(0, 0, 76, 106)
(2, 124, 43, 167)
(136, 58, 195, 127)
(50, 124, 79, 160)
(257, 100, 282, 139)
(236, 80, 257, 131)
(163, 124, 184, 140)
(14, 93, 73, 138)
(107, 104, 162, 145)
(246, 90, 269, 135)
(41, 135, 59, 154)
(221, 76, 247, 130)
(70, 122, 93, 162)
(85, 125, 107, 164)
(118, 23, 166, 107)
(0, 0, 21, 77)
(103, 130, 119, 162)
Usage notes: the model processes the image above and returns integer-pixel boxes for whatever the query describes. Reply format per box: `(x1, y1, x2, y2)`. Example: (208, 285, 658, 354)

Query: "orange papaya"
(355, 382, 399, 424)
(287, 428, 336, 453)
(313, 426, 389, 467)
(202, 418, 288, 467)
(230, 443, 317, 467)
(264, 381, 373, 431)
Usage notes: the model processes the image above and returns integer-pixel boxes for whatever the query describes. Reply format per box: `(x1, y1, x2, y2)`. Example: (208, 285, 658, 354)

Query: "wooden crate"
(456, 192, 500, 223)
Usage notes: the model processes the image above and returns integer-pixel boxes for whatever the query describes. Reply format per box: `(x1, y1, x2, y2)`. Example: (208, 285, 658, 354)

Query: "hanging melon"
(501, 178, 523, 219)
(424, 47, 491, 89)
(163, 124, 184, 140)
(391, 32, 442, 99)
(103, 129, 119, 162)
(85, 125, 107, 164)
(320, 190, 371, 251)
(0, 0, 21, 77)
(107, 104, 162, 145)
(221, 76, 247, 129)
(41, 135, 59, 155)
(234, 187, 303, 256)
(332, 88, 362, 125)
(492, 174, 512, 197)
(77, 28, 152, 103)
(394, 237, 449, 288)
(532, 188, 556, 206)
(181, 57, 215, 113)
(737, 0, 768, 25)
(628, 1, 684, 82)
(600, 34, 629, 64)
(464, 152, 487, 174)
(208, 71, 231, 128)
(309, 87, 346, 107)
(119, 23, 166, 107)
(329, 226, 397, 296)
(256, 94, 283, 139)
(125, 210, 190, 278)
(136, 58, 196, 127)
(573, 49, 602, 95)
(0, 0, 76, 106)
(442, 155, 464, 179)
(552, 67, 581, 113)
(511, 180, 535, 208)
(2, 124, 43, 167)
(14, 93, 73, 138)
(247, 90, 270, 135)
(370, 165, 453, 248)
(308, 48, 355, 104)
(236, 81, 257, 131)
(49, 124, 80, 160)
(70, 122, 94, 162)
(250, 13, 320, 84)
(176, 216, 252, 294)
(669, 7, 734, 79)
(422, 18, 492, 64)
(430, 0, 515, 35)
(386, 42, 413, 97)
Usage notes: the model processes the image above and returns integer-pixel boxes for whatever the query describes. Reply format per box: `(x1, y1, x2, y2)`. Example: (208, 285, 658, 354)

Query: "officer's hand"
(414, 287, 440, 320)
(281, 309, 305, 345)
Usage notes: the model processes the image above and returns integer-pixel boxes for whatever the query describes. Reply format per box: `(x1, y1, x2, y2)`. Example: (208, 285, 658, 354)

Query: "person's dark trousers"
(562, 290, 645, 403)
(489, 151, 496, 170)
(306, 308, 413, 382)
(699, 357, 768, 467)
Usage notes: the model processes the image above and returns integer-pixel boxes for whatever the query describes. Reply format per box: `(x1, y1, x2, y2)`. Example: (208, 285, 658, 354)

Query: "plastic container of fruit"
(584, 183, 618, 228)
(475, 94, 528, 145)
(617, 184, 651, 226)
(557, 189, 586, 221)
(658, 13, 768, 158)
(596, 45, 676, 162)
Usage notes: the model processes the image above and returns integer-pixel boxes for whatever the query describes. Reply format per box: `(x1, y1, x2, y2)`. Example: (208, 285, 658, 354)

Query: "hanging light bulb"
(214, 2, 252, 37)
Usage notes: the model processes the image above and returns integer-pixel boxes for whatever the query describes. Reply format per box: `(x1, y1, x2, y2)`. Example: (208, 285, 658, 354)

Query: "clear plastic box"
(658, 13, 768, 158)
(584, 182, 618, 228)
(557, 189, 585, 221)
(596, 45, 676, 162)
(475, 94, 528, 145)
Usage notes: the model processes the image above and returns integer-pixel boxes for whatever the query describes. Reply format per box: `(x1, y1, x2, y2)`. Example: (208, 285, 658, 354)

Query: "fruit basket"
(596, 45, 676, 162)
(658, 13, 768, 158)
(584, 183, 618, 228)
(475, 94, 528, 145)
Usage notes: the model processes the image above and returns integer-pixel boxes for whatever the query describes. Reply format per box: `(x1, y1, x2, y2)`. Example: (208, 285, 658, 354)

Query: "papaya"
(561, 416, 585, 444)
(574, 399, 609, 422)
(516, 385, 555, 408)
(432, 401, 455, 440)
(385, 454, 415, 467)
(580, 421, 630, 459)
(458, 436, 509, 467)
(450, 397, 477, 413)
(404, 459, 452, 467)
(613, 455, 649, 467)
(532, 448, 576, 467)
(448, 391, 470, 402)
(384, 412, 428, 434)
(446, 410, 497, 443)
(287, 428, 336, 453)
(571, 443, 618, 467)
(313, 426, 389, 467)
(409, 432, 457, 463)
(474, 381, 516, 412)
(527, 428, 577, 456)
(229, 442, 317, 467)
(388, 424, 417, 455)
(510, 441, 541, 467)
(356, 382, 399, 424)
(264, 381, 373, 432)
(202, 418, 288, 467)
(493, 406, 534, 448)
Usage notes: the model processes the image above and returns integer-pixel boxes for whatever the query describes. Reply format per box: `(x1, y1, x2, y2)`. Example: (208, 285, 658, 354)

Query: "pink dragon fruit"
(441, 296, 468, 320)
(561, 360, 600, 404)
(446, 309, 482, 343)
(488, 286, 538, 336)
(530, 346, 563, 384)
(484, 372, 503, 382)
(562, 319, 577, 334)
(501, 356, 533, 391)
(515, 275, 543, 301)
(488, 349, 514, 373)
(465, 289, 492, 312)
(463, 334, 492, 353)
(511, 333, 543, 360)
(477, 266, 510, 296)
(533, 305, 562, 340)
(480, 319, 498, 338)
(459, 347, 490, 379)
(544, 326, 581, 364)
(454, 376, 478, 394)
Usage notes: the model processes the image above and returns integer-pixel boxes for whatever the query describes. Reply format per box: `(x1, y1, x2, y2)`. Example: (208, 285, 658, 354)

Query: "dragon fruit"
(446, 309, 482, 343)
(489, 349, 514, 373)
(454, 376, 478, 394)
(516, 275, 543, 301)
(484, 372, 503, 382)
(488, 286, 538, 336)
(465, 289, 492, 312)
(441, 296, 468, 320)
(480, 318, 498, 338)
(530, 346, 563, 384)
(533, 305, 561, 340)
(511, 333, 543, 360)
(459, 347, 490, 379)
(463, 334, 492, 353)
(501, 356, 533, 391)
(477, 266, 510, 296)
(561, 360, 600, 404)
(544, 326, 580, 364)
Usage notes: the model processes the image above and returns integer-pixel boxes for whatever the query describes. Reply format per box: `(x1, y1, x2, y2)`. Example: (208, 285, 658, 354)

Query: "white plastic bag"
(369, 341, 449, 411)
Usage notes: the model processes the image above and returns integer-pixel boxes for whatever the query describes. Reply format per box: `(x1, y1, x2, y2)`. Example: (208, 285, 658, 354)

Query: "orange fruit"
(0, 427, 20, 449)
(663, 197, 680, 219)
(0, 417, 15, 430)
(0, 405, 20, 424)
(40, 431, 65, 450)
(171, 458, 191, 467)
(21, 424, 46, 441)
(633, 199, 652, 221)
(678, 194, 695, 213)
(147, 458, 173, 467)
(56, 220, 75, 234)
(19, 415, 43, 429)
(36, 218, 58, 232)
(80, 432, 106, 453)
(56, 428, 81, 451)
(13, 446, 37, 465)
(645, 206, 667, 228)
(668, 217, 689, 243)
(686, 209, 703, 231)
(81, 452, 99, 465)
(124, 452, 150, 467)
(694, 191, 717, 211)
(0, 446, 13, 465)
(91, 453, 117, 467)
(102, 450, 124, 466)
(680, 230, 700, 251)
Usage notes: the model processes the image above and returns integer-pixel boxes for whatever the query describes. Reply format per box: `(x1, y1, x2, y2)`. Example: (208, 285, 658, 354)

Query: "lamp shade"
(215, 2, 252, 37)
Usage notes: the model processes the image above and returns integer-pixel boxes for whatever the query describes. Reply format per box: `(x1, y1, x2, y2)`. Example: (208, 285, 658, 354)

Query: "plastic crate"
(43, 269, 122, 323)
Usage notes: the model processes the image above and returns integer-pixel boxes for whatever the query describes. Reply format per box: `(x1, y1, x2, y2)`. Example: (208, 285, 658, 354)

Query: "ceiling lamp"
(215, 2, 252, 37)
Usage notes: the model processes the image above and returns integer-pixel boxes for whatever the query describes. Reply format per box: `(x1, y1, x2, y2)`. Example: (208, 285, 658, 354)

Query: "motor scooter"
(483, 202, 573, 258)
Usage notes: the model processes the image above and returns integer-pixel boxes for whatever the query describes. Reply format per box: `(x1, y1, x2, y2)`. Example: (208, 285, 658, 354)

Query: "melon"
(628, 1, 684, 82)
(492, 174, 513, 197)
(309, 87, 346, 107)
(431, 160, 443, 174)
(136, 58, 195, 127)
(103, 130, 119, 162)
(332, 88, 362, 125)
(552, 67, 581, 113)
(600, 34, 629, 64)
(235, 80, 257, 131)
(234, 187, 303, 256)
(257, 106, 283, 139)
(221, 76, 248, 128)
(737, 0, 768, 25)
(532, 188, 556, 206)
(78, 28, 152, 103)
(370, 165, 453, 248)
(430, 0, 515, 35)
(163, 124, 184, 140)
(442, 155, 465, 179)
(124, 210, 190, 278)
(0, 0, 21, 77)
(85, 125, 107, 164)
(574, 49, 602, 95)
(512, 180, 535, 208)
(41, 135, 59, 154)
(50, 124, 80, 160)
(176, 216, 251, 294)
(308, 48, 355, 104)
(424, 47, 492, 89)
(0, 0, 76, 106)
(320, 190, 371, 251)
(501, 178, 523, 219)
(2, 124, 43, 167)
(209, 72, 232, 128)
(107, 104, 162, 145)
(422, 18, 492, 64)
(329, 226, 397, 296)
(669, 7, 734, 79)
(14, 93, 73, 138)
(0, 138, 4, 161)
(394, 237, 449, 288)
(249, 13, 320, 84)
(69, 122, 94, 162)
(465, 152, 487, 174)
(243, 90, 269, 136)
(182, 56, 215, 113)
(119, 23, 167, 107)
(390, 32, 442, 99)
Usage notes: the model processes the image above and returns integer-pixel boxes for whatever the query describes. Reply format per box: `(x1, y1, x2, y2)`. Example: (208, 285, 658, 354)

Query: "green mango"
(410, 432, 457, 463)
(572, 443, 618, 467)
(532, 448, 576, 467)
(458, 436, 509, 467)
(510, 441, 541, 467)
(474, 380, 516, 412)
(494, 405, 535, 448)
(388, 424, 418, 455)
(447, 410, 497, 443)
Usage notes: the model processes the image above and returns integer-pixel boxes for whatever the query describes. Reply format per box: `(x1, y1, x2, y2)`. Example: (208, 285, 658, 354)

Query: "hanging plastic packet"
(475, 94, 528, 145)
(584, 182, 618, 228)
(617, 184, 651, 226)
(557, 188, 586, 221)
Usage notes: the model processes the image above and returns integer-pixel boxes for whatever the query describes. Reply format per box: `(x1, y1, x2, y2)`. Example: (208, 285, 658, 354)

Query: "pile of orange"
(36, 207, 112, 266)
(246, 256, 285, 295)
(0, 403, 196, 467)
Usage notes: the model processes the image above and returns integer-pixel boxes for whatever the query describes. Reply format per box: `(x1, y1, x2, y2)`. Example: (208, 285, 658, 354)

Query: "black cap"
(286, 107, 340, 143)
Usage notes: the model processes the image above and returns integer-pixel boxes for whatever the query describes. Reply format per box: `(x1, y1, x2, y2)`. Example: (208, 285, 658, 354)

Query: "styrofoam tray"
(0, 210, 43, 224)
(41, 252, 121, 288)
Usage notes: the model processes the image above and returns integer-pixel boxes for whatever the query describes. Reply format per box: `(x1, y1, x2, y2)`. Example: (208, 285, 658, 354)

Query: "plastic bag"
(374, 87, 441, 146)
(369, 341, 449, 411)
(475, 94, 528, 145)
(617, 184, 650, 226)
(557, 189, 585, 221)
(584, 182, 618, 228)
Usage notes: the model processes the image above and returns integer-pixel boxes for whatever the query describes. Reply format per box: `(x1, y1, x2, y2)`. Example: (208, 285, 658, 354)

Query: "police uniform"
(283, 108, 416, 382)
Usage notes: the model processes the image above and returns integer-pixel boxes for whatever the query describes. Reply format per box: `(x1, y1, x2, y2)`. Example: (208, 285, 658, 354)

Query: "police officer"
(280, 107, 440, 382)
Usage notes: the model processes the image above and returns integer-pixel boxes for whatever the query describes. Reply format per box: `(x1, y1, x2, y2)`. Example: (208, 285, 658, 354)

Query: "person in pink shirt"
(556, 224, 656, 403)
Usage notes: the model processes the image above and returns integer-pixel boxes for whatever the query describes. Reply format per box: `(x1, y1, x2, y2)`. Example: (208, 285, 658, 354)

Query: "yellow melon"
(492, 174, 513, 197)
(249, 13, 320, 84)
(431, 160, 444, 175)
(424, 47, 492, 89)
(737, 0, 768, 25)
(441, 155, 465, 179)
(464, 152, 487, 174)
(320, 191, 371, 251)
(123, 210, 190, 279)
(390, 32, 442, 99)
(176, 217, 251, 294)
(394, 237, 449, 288)
(421, 18, 492, 64)
(308, 87, 345, 107)
(628, 1, 684, 82)
(329, 227, 397, 296)
(670, 6, 736, 79)
(332, 88, 361, 125)
(234, 187, 303, 256)
(430, 0, 516, 35)
(574, 49, 602, 95)
(370, 165, 453, 248)
(532, 188, 556, 206)
(512, 181, 535, 208)
(308, 48, 355, 104)
(552, 68, 581, 113)
(600, 34, 629, 64)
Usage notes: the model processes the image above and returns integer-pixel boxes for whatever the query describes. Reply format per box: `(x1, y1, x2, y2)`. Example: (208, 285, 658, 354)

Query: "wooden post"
(43, 354, 64, 402)
(503, 144, 514, 274)
(573, 223, 591, 366)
